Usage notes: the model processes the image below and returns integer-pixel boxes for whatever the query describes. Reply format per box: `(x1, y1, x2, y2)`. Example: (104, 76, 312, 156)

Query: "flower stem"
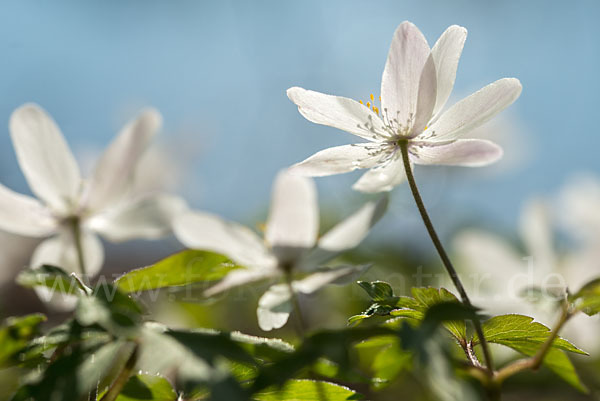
(69, 217, 87, 280)
(398, 141, 494, 374)
(100, 344, 139, 401)
(284, 272, 306, 338)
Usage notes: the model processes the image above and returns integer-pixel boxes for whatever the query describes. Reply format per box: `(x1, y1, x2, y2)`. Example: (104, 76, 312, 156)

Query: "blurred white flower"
(174, 170, 388, 331)
(453, 198, 600, 352)
(287, 21, 521, 193)
(0, 104, 186, 306)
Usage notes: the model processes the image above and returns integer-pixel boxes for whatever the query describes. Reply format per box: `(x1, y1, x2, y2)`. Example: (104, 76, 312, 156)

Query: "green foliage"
(350, 283, 473, 343)
(16, 265, 90, 295)
(0, 314, 46, 367)
(113, 374, 177, 401)
(76, 283, 144, 338)
(475, 314, 587, 392)
(571, 277, 600, 316)
(253, 379, 362, 400)
(115, 250, 241, 293)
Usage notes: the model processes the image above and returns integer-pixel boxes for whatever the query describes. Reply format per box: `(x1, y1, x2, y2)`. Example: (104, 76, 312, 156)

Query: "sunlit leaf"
(571, 278, 600, 316)
(16, 265, 89, 295)
(253, 379, 362, 401)
(115, 250, 241, 293)
(114, 374, 177, 401)
(0, 314, 46, 367)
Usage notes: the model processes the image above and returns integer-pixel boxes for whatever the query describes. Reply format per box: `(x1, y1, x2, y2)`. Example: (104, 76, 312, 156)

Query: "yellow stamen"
(366, 102, 371, 108)
(373, 106, 379, 115)
(370, 94, 374, 102)
(359, 100, 363, 105)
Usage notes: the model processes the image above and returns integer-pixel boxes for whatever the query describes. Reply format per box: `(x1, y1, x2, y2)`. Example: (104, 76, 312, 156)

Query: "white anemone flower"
(454, 199, 600, 353)
(0, 104, 186, 304)
(174, 170, 388, 331)
(287, 21, 522, 193)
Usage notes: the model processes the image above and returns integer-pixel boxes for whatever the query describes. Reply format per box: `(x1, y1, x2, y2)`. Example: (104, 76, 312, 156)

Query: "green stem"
(100, 345, 139, 401)
(398, 141, 494, 374)
(284, 272, 306, 338)
(69, 217, 87, 279)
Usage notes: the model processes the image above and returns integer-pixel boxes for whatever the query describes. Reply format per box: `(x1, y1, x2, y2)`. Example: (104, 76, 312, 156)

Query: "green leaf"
(370, 342, 411, 389)
(0, 314, 46, 367)
(357, 281, 395, 302)
(16, 265, 89, 295)
(571, 277, 600, 316)
(114, 374, 177, 401)
(475, 315, 587, 392)
(253, 379, 362, 401)
(76, 283, 143, 337)
(115, 250, 241, 293)
(12, 340, 128, 401)
(477, 315, 586, 355)
(501, 340, 587, 392)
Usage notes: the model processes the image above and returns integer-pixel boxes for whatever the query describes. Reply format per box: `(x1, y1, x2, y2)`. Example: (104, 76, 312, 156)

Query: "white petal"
(430, 25, 467, 119)
(173, 210, 275, 269)
(287, 87, 388, 141)
(0, 183, 57, 237)
(31, 230, 104, 277)
(266, 171, 319, 251)
(9, 104, 81, 213)
(257, 284, 293, 331)
(424, 78, 522, 142)
(519, 199, 556, 276)
(204, 268, 279, 297)
(288, 144, 384, 177)
(380, 22, 432, 136)
(411, 53, 437, 136)
(84, 108, 162, 212)
(318, 196, 388, 253)
(452, 230, 530, 312)
(410, 139, 502, 167)
(294, 265, 369, 294)
(88, 194, 187, 242)
(352, 153, 406, 193)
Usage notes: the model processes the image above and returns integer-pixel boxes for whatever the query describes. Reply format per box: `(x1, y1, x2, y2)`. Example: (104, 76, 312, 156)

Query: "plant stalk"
(398, 141, 494, 374)
(100, 344, 139, 401)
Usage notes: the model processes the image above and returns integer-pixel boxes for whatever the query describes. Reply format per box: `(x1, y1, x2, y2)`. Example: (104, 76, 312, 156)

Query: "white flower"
(173, 170, 388, 331)
(0, 104, 186, 305)
(287, 22, 522, 193)
(453, 199, 600, 353)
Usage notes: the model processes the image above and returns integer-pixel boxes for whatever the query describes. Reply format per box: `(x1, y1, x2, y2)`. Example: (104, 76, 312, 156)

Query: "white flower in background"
(453, 198, 600, 352)
(174, 170, 388, 331)
(287, 21, 522, 193)
(0, 104, 186, 305)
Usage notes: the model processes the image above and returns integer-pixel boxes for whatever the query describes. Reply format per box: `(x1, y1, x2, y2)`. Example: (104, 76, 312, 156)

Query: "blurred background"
(0, 1, 600, 399)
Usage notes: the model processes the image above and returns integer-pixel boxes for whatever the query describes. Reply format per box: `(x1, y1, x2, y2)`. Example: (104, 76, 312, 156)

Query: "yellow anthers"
(373, 106, 379, 115)
(366, 102, 371, 108)
(370, 93, 374, 102)
(359, 100, 363, 105)
(379, 95, 381, 101)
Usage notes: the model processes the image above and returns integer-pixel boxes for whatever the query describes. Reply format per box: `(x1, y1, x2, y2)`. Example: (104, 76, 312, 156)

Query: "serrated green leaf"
(357, 281, 395, 302)
(114, 374, 177, 401)
(410, 287, 467, 341)
(253, 379, 362, 400)
(16, 265, 89, 295)
(571, 277, 600, 316)
(115, 250, 241, 293)
(0, 314, 46, 367)
(476, 315, 586, 355)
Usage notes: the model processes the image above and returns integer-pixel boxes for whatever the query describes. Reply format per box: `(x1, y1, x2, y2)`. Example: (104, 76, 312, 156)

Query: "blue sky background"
(0, 0, 598, 247)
